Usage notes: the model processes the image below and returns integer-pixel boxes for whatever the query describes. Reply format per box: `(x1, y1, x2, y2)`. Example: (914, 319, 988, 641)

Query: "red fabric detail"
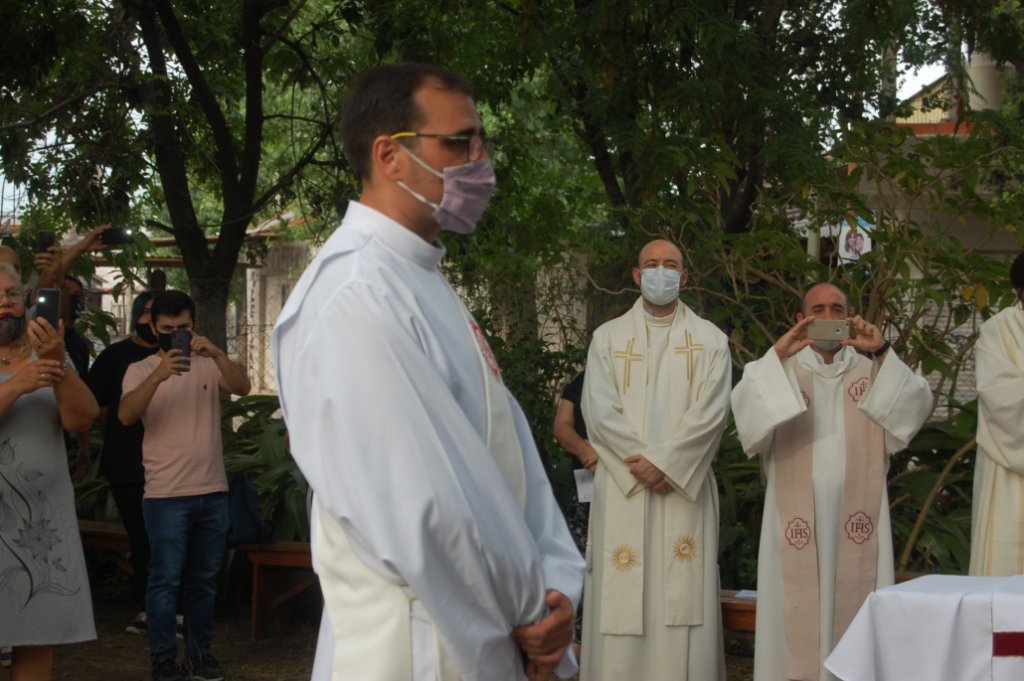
(993, 632, 1024, 657)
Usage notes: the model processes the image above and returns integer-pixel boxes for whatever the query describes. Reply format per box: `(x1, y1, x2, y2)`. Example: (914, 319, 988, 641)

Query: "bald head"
(800, 283, 849, 318)
(0, 245, 19, 276)
(636, 239, 684, 269)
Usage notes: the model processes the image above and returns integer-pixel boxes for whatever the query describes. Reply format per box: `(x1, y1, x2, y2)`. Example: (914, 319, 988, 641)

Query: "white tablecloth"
(825, 574, 1024, 681)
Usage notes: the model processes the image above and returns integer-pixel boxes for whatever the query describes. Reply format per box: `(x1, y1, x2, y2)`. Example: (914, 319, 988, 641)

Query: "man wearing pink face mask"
(272, 64, 584, 681)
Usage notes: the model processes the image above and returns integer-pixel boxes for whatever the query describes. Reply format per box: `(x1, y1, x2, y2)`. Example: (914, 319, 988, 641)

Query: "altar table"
(825, 574, 1024, 681)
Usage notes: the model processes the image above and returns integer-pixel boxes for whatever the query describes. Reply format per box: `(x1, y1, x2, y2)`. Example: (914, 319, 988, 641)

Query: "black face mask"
(135, 321, 158, 344)
(0, 315, 26, 346)
(69, 294, 83, 321)
(157, 331, 175, 353)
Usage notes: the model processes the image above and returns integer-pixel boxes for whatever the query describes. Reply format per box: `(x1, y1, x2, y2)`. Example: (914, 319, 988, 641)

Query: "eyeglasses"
(390, 131, 493, 162)
(0, 288, 25, 303)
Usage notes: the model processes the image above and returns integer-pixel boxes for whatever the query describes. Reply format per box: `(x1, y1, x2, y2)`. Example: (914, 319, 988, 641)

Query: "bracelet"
(867, 340, 890, 359)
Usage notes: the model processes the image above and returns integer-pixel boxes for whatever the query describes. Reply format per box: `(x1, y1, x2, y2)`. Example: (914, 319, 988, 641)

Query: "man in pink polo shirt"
(120, 290, 251, 681)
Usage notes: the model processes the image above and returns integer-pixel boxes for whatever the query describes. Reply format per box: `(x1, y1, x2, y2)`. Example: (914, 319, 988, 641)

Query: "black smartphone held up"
(34, 288, 61, 331)
(35, 230, 55, 253)
(170, 329, 192, 372)
(100, 226, 135, 246)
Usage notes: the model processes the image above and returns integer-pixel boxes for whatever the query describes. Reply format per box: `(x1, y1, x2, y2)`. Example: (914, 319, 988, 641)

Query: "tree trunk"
(190, 270, 232, 352)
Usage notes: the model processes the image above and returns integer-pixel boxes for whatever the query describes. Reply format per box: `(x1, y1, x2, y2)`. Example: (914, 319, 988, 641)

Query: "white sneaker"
(126, 611, 147, 635)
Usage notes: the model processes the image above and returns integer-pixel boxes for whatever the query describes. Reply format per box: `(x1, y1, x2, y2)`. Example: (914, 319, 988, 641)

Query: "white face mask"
(640, 266, 681, 306)
(812, 339, 841, 352)
(396, 146, 495, 235)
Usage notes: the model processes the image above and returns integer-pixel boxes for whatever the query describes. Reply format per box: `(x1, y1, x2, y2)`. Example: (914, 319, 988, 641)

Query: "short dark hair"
(150, 290, 195, 324)
(1011, 252, 1024, 290)
(130, 291, 156, 324)
(340, 63, 473, 182)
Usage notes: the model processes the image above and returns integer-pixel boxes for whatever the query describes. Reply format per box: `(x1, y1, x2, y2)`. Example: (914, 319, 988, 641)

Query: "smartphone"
(35, 230, 55, 253)
(170, 329, 191, 372)
(100, 226, 135, 245)
(34, 288, 61, 330)
(807, 319, 850, 341)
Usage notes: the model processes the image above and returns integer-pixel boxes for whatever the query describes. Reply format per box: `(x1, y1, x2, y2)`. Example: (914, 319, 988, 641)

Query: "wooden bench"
(235, 542, 318, 639)
(720, 589, 756, 633)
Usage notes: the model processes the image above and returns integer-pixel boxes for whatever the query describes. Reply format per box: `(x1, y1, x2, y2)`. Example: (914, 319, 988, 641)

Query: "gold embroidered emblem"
(610, 544, 638, 571)
(672, 536, 698, 562)
(613, 339, 643, 391)
(674, 330, 705, 380)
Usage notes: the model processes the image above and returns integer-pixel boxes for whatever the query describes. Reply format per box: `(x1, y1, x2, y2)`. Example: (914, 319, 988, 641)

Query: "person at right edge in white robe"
(580, 239, 732, 681)
(272, 63, 584, 681)
(971, 251, 1024, 576)
(731, 283, 931, 681)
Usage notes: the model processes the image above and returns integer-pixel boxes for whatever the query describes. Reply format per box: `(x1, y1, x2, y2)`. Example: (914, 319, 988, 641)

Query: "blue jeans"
(143, 492, 229, 662)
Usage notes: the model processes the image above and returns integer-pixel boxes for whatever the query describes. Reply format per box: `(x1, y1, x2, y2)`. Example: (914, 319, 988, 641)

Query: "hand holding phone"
(100, 226, 135, 246)
(35, 231, 55, 253)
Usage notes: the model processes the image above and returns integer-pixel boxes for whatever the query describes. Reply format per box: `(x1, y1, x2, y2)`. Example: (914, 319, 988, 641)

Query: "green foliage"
(716, 421, 763, 589)
(889, 401, 978, 574)
(221, 394, 309, 542)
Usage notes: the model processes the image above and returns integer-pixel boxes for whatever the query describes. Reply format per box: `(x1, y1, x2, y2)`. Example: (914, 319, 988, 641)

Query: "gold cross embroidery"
(675, 330, 704, 380)
(614, 338, 643, 391)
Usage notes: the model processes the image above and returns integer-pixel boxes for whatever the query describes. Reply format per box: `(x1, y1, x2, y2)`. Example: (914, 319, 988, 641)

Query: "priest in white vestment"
(580, 239, 731, 681)
(273, 64, 584, 681)
(731, 283, 932, 681)
(971, 252, 1024, 576)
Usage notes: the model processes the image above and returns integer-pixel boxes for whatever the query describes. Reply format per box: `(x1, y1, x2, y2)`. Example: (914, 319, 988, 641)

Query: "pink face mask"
(397, 147, 496, 235)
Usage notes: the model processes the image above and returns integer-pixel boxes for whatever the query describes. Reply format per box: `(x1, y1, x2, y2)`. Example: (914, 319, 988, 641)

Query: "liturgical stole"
(599, 302, 705, 635)
(774, 356, 884, 681)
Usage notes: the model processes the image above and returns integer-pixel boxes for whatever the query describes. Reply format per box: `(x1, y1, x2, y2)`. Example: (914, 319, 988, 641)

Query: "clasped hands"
(624, 454, 671, 494)
(511, 590, 575, 681)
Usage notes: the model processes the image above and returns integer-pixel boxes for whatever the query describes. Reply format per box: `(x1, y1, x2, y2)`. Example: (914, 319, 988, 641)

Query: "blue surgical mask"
(640, 266, 681, 306)
(396, 147, 496, 235)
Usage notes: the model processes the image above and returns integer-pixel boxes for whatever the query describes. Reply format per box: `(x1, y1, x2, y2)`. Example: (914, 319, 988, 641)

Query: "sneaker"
(176, 614, 184, 640)
(151, 656, 187, 681)
(127, 611, 148, 634)
(185, 653, 225, 681)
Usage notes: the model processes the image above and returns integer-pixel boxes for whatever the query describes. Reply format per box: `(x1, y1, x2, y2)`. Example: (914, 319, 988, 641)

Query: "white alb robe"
(731, 345, 931, 681)
(580, 298, 731, 681)
(272, 201, 585, 681)
(971, 305, 1024, 576)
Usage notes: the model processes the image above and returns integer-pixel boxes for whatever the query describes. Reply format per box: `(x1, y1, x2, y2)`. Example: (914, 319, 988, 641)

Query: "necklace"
(0, 339, 29, 365)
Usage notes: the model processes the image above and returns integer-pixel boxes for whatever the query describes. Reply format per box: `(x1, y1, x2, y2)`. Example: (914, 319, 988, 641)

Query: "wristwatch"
(866, 340, 890, 359)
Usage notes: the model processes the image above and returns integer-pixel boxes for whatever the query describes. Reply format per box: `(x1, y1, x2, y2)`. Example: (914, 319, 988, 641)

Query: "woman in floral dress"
(0, 263, 99, 680)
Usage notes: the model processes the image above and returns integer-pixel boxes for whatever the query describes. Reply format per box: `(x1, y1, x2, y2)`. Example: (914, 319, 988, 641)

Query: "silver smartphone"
(807, 319, 850, 341)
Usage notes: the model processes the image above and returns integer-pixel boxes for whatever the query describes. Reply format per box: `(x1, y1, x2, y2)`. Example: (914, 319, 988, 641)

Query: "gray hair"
(0, 262, 20, 283)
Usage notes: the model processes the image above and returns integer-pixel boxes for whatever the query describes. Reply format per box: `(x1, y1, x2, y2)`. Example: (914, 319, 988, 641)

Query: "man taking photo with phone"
(119, 290, 251, 681)
(730, 283, 932, 681)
